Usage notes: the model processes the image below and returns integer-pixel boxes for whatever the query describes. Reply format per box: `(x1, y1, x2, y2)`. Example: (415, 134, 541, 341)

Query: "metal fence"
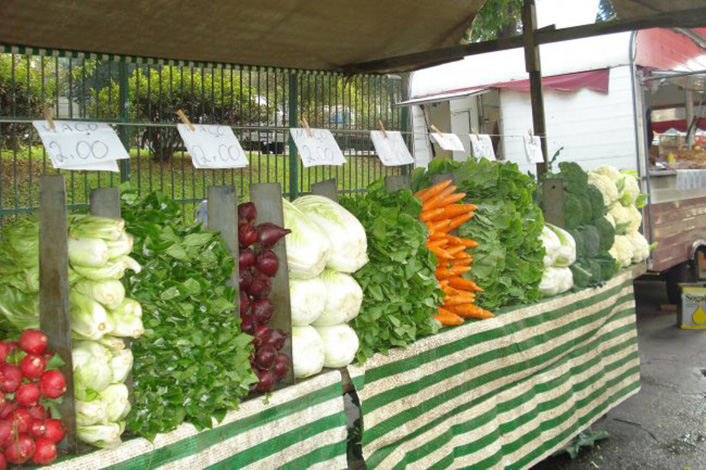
(0, 53, 411, 222)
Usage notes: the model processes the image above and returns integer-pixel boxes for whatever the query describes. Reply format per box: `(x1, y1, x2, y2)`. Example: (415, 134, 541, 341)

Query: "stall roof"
(0, 0, 486, 73)
(612, 0, 706, 19)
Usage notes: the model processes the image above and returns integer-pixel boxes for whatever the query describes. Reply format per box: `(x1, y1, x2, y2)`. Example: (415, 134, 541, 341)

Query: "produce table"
(47, 371, 348, 470)
(348, 267, 643, 470)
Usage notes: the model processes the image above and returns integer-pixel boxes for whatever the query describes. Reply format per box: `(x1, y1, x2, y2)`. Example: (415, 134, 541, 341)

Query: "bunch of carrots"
(414, 179, 494, 326)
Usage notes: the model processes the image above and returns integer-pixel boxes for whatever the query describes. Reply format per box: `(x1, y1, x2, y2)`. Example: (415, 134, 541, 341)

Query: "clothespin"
(430, 124, 442, 134)
(43, 106, 55, 131)
(528, 128, 534, 138)
(176, 109, 195, 132)
(300, 118, 313, 137)
(378, 120, 388, 138)
(471, 127, 480, 139)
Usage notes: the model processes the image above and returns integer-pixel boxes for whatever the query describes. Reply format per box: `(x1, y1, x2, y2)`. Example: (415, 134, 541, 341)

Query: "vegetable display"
(413, 158, 546, 310)
(341, 180, 442, 362)
(237, 201, 292, 393)
(414, 179, 492, 325)
(121, 189, 256, 440)
(0, 330, 67, 466)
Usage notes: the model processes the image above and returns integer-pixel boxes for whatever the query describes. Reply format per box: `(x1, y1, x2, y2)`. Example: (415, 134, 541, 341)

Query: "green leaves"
(341, 180, 443, 363)
(120, 188, 256, 440)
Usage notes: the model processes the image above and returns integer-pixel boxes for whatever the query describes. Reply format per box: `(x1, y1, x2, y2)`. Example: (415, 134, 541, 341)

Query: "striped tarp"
(48, 371, 348, 470)
(348, 269, 641, 470)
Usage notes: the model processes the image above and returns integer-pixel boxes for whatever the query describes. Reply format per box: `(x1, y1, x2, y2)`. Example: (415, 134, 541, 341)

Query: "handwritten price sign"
(430, 132, 465, 152)
(523, 135, 545, 164)
(177, 124, 248, 169)
(470, 134, 496, 161)
(370, 131, 414, 166)
(290, 128, 346, 167)
(32, 121, 127, 172)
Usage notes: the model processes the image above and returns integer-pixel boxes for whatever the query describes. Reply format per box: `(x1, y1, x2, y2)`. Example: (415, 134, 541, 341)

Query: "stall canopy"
(612, 0, 706, 19)
(0, 0, 487, 73)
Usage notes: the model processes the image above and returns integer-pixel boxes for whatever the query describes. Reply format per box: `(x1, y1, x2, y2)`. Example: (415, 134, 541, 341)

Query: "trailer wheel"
(666, 262, 691, 305)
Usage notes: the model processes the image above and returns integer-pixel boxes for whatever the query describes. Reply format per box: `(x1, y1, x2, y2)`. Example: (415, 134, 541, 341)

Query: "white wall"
(499, 65, 639, 175)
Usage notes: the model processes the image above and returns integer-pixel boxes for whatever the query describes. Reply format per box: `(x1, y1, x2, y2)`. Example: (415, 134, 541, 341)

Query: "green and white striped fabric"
(349, 269, 641, 470)
(47, 371, 348, 470)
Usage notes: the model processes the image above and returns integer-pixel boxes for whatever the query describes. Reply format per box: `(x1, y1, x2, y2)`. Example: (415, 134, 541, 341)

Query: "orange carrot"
(420, 207, 445, 222)
(436, 266, 470, 280)
(426, 238, 447, 249)
(428, 245, 452, 259)
(430, 204, 477, 221)
(447, 277, 484, 292)
(428, 231, 446, 241)
(446, 235, 479, 248)
(423, 185, 458, 210)
(413, 187, 431, 200)
(446, 257, 473, 267)
(435, 308, 464, 326)
(443, 294, 477, 306)
(445, 245, 467, 257)
(437, 192, 467, 207)
(446, 213, 474, 231)
(417, 180, 452, 203)
(427, 219, 451, 233)
(448, 304, 494, 319)
(454, 251, 472, 260)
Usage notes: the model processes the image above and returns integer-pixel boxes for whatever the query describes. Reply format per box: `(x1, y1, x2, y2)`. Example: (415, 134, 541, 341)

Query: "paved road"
(532, 277, 706, 470)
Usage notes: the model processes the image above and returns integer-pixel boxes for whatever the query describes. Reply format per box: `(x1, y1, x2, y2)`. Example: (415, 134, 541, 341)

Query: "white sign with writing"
(431, 132, 465, 152)
(32, 121, 127, 172)
(177, 124, 248, 169)
(290, 128, 346, 167)
(523, 135, 544, 164)
(369, 131, 414, 166)
(469, 134, 496, 161)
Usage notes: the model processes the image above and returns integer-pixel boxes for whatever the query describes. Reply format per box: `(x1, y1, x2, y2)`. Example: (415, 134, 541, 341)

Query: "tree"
(468, 0, 523, 42)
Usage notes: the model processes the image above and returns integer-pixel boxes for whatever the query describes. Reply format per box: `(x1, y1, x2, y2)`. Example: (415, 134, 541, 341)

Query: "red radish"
(255, 223, 290, 248)
(238, 223, 258, 247)
(251, 299, 274, 324)
(267, 329, 287, 350)
(238, 202, 257, 224)
(0, 364, 22, 393)
(15, 383, 41, 407)
(239, 248, 256, 271)
(26, 405, 47, 421)
(0, 421, 11, 447)
(19, 330, 48, 355)
(254, 250, 279, 277)
(39, 370, 67, 399)
(20, 354, 46, 380)
(256, 344, 277, 369)
(6, 342, 19, 353)
(43, 419, 65, 444)
(248, 272, 271, 299)
(255, 369, 275, 393)
(0, 395, 4, 411)
(273, 354, 290, 379)
(9, 409, 32, 433)
(239, 269, 253, 292)
(0, 403, 16, 420)
(0, 343, 10, 363)
(240, 315, 256, 335)
(29, 420, 46, 438)
(253, 325, 271, 347)
(0, 452, 6, 470)
(4, 433, 35, 464)
(32, 436, 57, 465)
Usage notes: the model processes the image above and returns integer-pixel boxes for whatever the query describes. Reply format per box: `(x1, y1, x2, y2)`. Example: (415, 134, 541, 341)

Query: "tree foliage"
(469, 0, 523, 42)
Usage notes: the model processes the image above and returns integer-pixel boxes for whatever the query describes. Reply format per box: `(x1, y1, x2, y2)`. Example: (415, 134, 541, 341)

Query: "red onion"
(255, 223, 290, 248)
(273, 354, 290, 379)
(239, 248, 256, 271)
(251, 299, 274, 324)
(238, 202, 257, 224)
(255, 250, 279, 277)
(256, 344, 277, 369)
(255, 369, 275, 393)
(248, 271, 271, 299)
(238, 223, 259, 247)
(253, 325, 271, 347)
(239, 291, 251, 316)
(267, 329, 287, 350)
(240, 315, 256, 335)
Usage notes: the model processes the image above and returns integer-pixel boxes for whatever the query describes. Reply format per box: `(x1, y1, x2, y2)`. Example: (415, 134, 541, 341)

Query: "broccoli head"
(593, 216, 616, 252)
(559, 162, 589, 194)
(579, 225, 601, 257)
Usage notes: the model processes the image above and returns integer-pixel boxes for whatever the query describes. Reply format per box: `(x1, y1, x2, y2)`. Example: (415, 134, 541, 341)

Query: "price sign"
(430, 132, 465, 152)
(470, 134, 496, 161)
(290, 128, 346, 167)
(523, 135, 545, 163)
(370, 131, 415, 166)
(177, 124, 248, 169)
(32, 121, 127, 172)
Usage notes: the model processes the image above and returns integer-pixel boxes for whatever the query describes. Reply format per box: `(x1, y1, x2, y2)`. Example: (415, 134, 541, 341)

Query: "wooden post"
(522, 0, 549, 176)
(207, 187, 240, 290)
(542, 178, 566, 228)
(89, 188, 121, 218)
(39, 175, 78, 453)
(311, 178, 339, 202)
(250, 183, 295, 385)
(384, 174, 411, 192)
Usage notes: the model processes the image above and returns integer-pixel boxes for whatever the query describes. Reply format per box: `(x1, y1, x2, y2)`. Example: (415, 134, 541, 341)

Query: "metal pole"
(522, 0, 549, 176)
(400, 72, 411, 174)
(288, 73, 298, 199)
(686, 88, 695, 149)
(118, 62, 131, 182)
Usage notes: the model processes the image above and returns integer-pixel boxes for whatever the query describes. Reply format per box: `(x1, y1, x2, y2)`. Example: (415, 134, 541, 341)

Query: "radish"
(239, 248, 255, 271)
(0, 452, 6, 470)
(238, 223, 259, 247)
(0, 421, 12, 447)
(273, 354, 290, 379)
(20, 354, 46, 380)
(9, 408, 32, 433)
(15, 383, 41, 407)
(39, 370, 67, 399)
(267, 329, 287, 350)
(255, 369, 275, 393)
(43, 419, 65, 444)
(254, 249, 279, 277)
(25, 405, 47, 421)
(19, 330, 48, 355)
(0, 395, 4, 411)
(4, 433, 35, 464)
(0, 403, 16, 420)
(251, 299, 274, 324)
(256, 344, 277, 369)
(6, 343, 19, 353)
(255, 223, 290, 248)
(0, 364, 22, 393)
(247, 271, 271, 299)
(0, 343, 10, 364)
(238, 202, 257, 224)
(253, 325, 271, 347)
(29, 420, 46, 438)
(32, 436, 57, 465)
